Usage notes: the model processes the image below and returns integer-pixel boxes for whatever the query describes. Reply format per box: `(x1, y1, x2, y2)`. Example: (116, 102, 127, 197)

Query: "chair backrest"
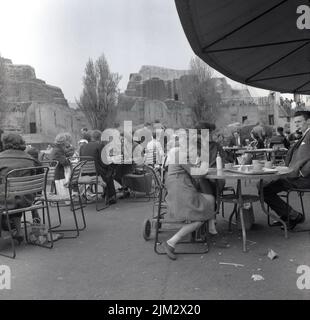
(68, 160, 87, 187)
(71, 156, 96, 175)
(4, 166, 49, 197)
(80, 160, 97, 175)
(40, 160, 58, 183)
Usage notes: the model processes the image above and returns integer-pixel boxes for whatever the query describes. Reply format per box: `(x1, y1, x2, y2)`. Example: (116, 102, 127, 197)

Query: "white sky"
(0, 0, 272, 102)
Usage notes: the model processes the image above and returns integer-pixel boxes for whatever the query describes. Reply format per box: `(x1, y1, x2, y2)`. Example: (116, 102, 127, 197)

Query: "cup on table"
(252, 160, 263, 171)
(264, 161, 272, 169)
(224, 163, 233, 169)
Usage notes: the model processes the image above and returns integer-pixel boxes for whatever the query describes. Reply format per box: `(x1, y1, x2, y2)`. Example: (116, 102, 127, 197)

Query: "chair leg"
(0, 213, 16, 259)
(292, 192, 310, 233)
(77, 191, 87, 230)
(228, 204, 238, 232)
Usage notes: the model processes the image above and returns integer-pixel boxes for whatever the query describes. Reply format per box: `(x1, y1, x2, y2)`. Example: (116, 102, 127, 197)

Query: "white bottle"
(216, 152, 222, 171)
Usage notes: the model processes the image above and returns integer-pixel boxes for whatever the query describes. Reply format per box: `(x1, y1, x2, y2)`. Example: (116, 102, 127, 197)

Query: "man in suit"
(228, 129, 245, 147)
(262, 111, 310, 229)
(79, 130, 116, 204)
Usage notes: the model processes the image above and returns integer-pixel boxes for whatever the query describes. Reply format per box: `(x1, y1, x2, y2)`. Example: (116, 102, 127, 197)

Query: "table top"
(243, 148, 274, 153)
(205, 166, 292, 181)
(223, 146, 246, 151)
(235, 148, 275, 155)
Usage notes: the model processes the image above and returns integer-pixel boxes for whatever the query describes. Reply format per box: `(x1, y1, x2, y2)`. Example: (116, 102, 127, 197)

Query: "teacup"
(224, 163, 233, 169)
(253, 162, 263, 171)
(265, 161, 272, 169)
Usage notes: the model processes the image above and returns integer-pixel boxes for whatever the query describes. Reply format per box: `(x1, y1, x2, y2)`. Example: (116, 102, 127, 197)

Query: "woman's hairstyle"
(91, 130, 102, 142)
(2, 133, 26, 151)
(54, 132, 72, 145)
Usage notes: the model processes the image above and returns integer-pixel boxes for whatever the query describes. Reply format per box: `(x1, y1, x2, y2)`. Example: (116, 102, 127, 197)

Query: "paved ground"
(1, 180, 310, 300)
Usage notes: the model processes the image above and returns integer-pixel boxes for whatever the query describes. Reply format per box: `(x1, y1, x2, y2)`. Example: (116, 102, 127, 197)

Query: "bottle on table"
(216, 152, 222, 172)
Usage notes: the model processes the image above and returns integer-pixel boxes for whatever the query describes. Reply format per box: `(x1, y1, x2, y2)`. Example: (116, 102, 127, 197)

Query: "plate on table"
(225, 166, 278, 175)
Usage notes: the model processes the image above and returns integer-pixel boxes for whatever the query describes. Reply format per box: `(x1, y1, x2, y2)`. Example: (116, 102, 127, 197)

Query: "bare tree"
(189, 56, 214, 82)
(77, 54, 121, 131)
(189, 56, 221, 124)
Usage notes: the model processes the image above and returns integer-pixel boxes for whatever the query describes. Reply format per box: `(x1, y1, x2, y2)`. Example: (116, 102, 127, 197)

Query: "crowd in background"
(0, 113, 308, 249)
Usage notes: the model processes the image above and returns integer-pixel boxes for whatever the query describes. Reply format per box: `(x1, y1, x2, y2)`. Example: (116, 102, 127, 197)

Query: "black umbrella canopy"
(175, 0, 310, 94)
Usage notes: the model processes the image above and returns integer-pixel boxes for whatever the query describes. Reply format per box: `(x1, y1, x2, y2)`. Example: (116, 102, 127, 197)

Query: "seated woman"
(163, 135, 217, 260)
(49, 133, 73, 197)
(0, 133, 40, 243)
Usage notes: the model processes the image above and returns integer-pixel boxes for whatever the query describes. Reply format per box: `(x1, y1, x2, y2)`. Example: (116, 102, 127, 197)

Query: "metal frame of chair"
(40, 160, 61, 228)
(268, 188, 310, 232)
(77, 156, 108, 211)
(143, 165, 209, 256)
(40, 160, 87, 238)
(0, 165, 52, 259)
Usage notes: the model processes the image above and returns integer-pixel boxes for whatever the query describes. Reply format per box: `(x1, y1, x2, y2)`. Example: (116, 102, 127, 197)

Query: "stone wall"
(0, 57, 90, 147)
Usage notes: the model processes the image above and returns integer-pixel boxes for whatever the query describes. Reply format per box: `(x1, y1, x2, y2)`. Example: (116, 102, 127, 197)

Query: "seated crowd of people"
(1, 111, 309, 257)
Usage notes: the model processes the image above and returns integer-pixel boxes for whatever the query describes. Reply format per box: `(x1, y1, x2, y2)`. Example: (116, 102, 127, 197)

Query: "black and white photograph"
(0, 0, 310, 304)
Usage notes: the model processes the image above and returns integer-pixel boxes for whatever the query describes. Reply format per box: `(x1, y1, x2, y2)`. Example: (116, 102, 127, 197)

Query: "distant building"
(0, 58, 90, 148)
(117, 65, 282, 131)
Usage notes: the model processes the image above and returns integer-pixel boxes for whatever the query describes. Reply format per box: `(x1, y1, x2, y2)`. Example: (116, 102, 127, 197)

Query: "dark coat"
(80, 141, 113, 178)
(269, 135, 290, 149)
(0, 149, 40, 213)
(285, 129, 310, 178)
(49, 145, 71, 180)
(228, 135, 246, 147)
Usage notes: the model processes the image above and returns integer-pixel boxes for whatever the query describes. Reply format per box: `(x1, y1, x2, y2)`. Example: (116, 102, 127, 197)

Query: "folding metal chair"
(0, 165, 52, 259)
(142, 165, 209, 256)
(39, 160, 87, 238)
(77, 157, 108, 211)
(268, 188, 310, 232)
(41, 160, 58, 194)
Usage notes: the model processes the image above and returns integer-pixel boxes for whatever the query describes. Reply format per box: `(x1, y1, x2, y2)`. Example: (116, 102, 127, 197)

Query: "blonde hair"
(55, 132, 72, 145)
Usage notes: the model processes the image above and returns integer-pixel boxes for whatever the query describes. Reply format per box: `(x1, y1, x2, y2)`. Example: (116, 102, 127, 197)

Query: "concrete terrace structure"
(0, 58, 89, 147)
(117, 65, 290, 130)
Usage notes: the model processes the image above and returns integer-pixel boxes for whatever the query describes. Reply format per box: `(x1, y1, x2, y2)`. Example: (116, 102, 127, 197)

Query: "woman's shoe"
(162, 241, 177, 260)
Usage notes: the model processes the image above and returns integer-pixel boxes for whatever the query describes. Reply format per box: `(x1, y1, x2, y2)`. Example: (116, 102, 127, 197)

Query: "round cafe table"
(204, 166, 293, 252)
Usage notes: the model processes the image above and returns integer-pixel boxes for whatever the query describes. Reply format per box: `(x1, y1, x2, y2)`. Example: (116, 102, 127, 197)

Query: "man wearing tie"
(262, 111, 310, 230)
(229, 129, 244, 147)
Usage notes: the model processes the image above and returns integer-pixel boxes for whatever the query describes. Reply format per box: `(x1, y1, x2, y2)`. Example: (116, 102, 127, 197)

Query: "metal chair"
(41, 160, 58, 194)
(77, 157, 108, 211)
(0, 165, 52, 259)
(39, 160, 87, 238)
(268, 188, 310, 232)
(142, 165, 209, 256)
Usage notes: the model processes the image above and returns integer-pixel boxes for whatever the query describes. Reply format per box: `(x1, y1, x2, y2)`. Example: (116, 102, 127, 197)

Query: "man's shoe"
(270, 216, 287, 227)
(287, 213, 305, 230)
(162, 241, 177, 260)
